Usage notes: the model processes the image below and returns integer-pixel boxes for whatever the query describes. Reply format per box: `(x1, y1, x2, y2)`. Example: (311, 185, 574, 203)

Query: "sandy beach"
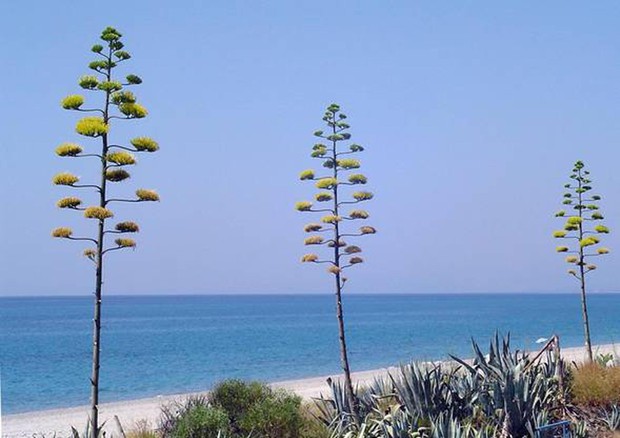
(3, 343, 616, 438)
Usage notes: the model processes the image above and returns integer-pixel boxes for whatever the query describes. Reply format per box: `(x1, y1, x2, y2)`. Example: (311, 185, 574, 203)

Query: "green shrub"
(299, 404, 331, 438)
(571, 363, 620, 408)
(209, 379, 271, 425)
(160, 381, 305, 438)
(171, 405, 230, 438)
(159, 396, 229, 438)
(238, 389, 303, 437)
(209, 380, 303, 438)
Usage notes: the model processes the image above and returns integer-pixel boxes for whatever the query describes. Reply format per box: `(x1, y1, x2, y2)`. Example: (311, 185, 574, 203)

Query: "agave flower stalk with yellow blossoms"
(553, 160, 609, 362)
(52, 27, 159, 437)
(296, 104, 376, 419)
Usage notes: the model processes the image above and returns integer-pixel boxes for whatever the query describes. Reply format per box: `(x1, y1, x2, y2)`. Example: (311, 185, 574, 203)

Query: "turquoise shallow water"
(0, 293, 619, 414)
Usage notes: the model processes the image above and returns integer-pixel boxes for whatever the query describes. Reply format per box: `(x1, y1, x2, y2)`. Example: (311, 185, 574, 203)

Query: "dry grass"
(571, 363, 620, 407)
(125, 419, 158, 438)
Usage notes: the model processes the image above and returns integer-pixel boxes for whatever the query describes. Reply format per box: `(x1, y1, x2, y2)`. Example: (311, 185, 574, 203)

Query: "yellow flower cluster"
(84, 206, 114, 220)
(136, 189, 160, 202)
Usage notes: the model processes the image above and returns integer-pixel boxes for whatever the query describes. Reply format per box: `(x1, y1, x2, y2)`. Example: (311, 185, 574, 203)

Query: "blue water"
(1, 293, 619, 414)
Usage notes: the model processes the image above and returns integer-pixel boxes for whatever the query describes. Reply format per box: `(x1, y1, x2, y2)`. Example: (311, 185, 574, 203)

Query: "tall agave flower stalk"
(553, 160, 610, 362)
(296, 103, 376, 417)
(52, 27, 159, 437)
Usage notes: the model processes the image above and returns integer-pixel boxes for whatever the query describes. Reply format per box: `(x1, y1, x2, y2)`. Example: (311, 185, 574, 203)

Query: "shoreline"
(3, 343, 617, 438)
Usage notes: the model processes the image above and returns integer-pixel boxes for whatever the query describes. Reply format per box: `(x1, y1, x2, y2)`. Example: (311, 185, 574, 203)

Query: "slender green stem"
(89, 42, 113, 438)
(576, 168, 593, 362)
(330, 111, 358, 420)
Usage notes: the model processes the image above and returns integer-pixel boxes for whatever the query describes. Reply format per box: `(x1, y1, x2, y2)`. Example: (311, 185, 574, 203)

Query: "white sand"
(2, 344, 616, 438)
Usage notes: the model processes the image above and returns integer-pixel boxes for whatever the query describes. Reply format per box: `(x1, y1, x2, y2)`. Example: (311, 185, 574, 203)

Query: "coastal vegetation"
(158, 380, 312, 438)
(553, 161, 610, 362)
(109, 336, 620, 438)
(53, 26, 159, 438)
(312, 339, 620, 437)
(296, 103, 376, 418)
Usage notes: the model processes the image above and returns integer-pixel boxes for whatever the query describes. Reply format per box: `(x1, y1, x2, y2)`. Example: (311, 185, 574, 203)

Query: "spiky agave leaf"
(136, 189, 159, 201)
(52, 172, 79, 185)
(55, 143, 83, 157)
(52, 227, 73, 238)
(84, 206, 114, 220)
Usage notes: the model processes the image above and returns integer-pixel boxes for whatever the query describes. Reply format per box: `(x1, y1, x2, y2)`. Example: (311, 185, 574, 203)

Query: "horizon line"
(1, 291, 619, 299)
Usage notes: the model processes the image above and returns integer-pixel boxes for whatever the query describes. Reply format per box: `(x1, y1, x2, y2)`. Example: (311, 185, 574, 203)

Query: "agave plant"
(374, 408, 422, 438)
(450, 334, 561, 438)
(390, 363, 455, 420)
(572, 420, 589, 438)
(604, 404, 620, 431)
(313, 378, 382, 434)
(322, 334, 568, 438)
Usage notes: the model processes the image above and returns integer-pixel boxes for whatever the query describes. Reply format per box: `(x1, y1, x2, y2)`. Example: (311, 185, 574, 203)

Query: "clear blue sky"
(1, 1, 619, 296)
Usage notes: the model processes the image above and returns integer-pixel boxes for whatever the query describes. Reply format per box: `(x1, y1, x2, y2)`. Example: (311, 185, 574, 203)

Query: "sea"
(0, 293, 619, 415)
